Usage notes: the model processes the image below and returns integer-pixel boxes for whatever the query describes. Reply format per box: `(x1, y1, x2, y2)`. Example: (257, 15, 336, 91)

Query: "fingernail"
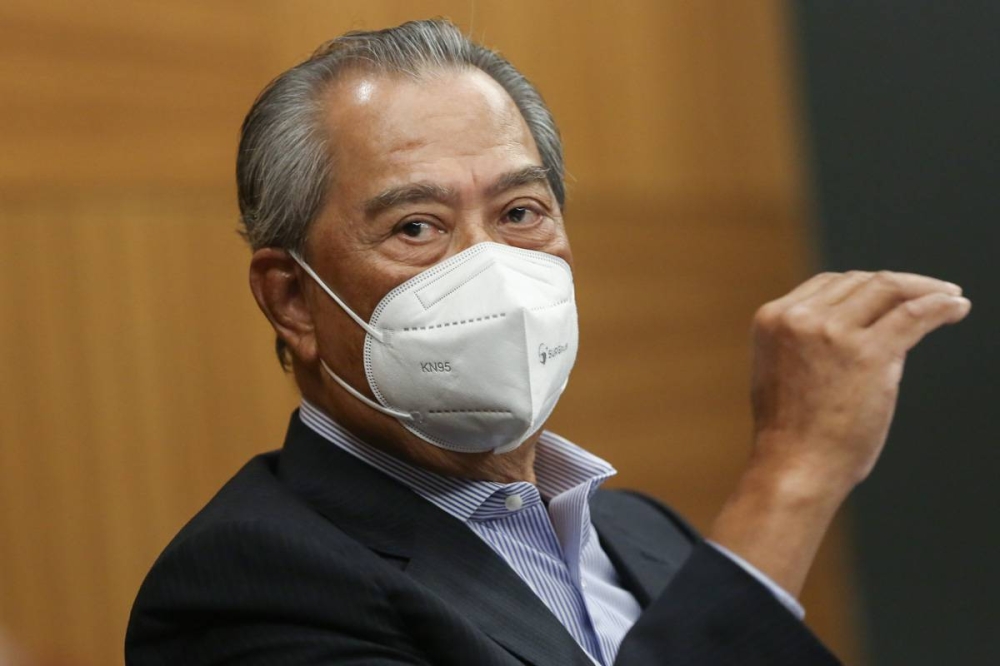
(945, 282, 963, 294)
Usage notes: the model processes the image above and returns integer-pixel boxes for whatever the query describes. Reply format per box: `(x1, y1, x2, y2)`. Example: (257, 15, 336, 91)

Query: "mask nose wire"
(288, 251, 385, 343)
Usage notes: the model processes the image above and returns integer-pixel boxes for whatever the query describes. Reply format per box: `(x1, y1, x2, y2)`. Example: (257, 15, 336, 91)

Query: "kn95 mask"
(291, 242, 578, 454)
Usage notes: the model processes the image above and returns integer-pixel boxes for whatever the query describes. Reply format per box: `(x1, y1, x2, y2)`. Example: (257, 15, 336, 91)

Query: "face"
(301, 67, 572, 390)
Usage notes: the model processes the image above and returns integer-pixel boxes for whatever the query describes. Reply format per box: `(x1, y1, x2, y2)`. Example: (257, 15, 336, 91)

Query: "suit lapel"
(404, 510, 593, 666)
(590, 490, 695, 607)
(278, 412, 593, 666)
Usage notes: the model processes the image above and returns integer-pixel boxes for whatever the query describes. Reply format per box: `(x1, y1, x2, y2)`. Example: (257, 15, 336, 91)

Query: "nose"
(450, 215, 504, 254)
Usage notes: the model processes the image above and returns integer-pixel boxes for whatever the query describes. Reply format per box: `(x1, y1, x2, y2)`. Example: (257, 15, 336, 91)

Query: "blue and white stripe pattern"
(299, 400, 641, 665)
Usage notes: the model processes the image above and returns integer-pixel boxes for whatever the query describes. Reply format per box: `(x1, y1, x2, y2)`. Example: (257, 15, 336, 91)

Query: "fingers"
(762, 271, 967, 343)
(769, 272, 841, 309)
(813, 271, 875, 305)
(831, 272, 963, 326)
(870, 292, 971, 352)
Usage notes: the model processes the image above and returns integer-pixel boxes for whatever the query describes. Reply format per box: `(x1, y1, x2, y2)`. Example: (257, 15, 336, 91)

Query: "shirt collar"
(298, 399, 616, 523)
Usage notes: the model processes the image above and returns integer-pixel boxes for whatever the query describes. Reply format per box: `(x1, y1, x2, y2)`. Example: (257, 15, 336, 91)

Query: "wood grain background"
(0, 2, 863, 664)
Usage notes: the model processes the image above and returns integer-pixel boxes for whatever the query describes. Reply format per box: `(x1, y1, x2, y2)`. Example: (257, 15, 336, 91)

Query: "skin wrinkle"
(363, 166, 551, 219)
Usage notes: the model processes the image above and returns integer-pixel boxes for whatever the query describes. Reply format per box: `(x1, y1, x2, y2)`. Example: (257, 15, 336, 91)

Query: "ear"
(249, 248, 318, 364)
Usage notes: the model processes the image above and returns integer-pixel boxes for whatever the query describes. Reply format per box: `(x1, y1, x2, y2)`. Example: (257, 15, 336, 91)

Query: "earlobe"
(249, 248, 318, 363)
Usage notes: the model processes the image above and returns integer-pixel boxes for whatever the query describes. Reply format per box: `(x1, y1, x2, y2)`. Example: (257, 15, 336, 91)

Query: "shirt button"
(504, 494, 523, 511)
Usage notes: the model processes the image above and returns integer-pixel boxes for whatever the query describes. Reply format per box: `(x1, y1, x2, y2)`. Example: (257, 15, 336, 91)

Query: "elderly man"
(126, 19, 969, 665)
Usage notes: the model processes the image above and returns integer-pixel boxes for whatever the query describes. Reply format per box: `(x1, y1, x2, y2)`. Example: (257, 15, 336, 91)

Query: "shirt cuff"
(707, 540, 805, 620)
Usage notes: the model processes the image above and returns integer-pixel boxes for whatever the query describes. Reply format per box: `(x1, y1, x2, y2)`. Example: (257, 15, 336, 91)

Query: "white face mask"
(291, 242, 578, 454)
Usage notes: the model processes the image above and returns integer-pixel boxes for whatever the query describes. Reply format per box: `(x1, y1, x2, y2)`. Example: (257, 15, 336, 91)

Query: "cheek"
(315, 303, 367, 366)
(307, 219, 410, 321)
(557, 241, 574, 270)
(335, 262, 402, 321)
(320, 250, 424, 325)
(378, 232, 452, 268)
(542, 218, 573, 268)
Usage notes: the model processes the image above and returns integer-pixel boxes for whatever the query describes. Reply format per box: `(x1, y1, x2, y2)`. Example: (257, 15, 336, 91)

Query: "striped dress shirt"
(299, 400, 803, 665)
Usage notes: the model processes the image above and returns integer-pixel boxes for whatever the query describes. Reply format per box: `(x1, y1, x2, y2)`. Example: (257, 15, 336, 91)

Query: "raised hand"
(710, 271, 970, 597)
(749, 271, 971, 491)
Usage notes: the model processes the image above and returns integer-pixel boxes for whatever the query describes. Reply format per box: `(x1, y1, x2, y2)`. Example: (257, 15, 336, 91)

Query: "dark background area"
(794, 2, 999, 663)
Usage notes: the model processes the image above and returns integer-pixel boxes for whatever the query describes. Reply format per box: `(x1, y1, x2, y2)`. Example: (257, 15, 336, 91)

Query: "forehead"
(320, 67, 542, 195)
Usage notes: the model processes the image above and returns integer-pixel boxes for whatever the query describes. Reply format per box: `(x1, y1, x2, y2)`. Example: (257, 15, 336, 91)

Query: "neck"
(297, 367, 539, 484)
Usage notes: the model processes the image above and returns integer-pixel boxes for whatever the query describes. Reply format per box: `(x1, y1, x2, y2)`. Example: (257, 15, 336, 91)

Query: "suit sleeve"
(613, 496, 841, 666)
(125, 521, 433, 666)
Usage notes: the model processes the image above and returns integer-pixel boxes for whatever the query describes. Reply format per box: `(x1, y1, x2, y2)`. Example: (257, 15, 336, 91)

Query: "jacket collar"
(278, 410, 690, 666)
(276, 410, 672, 665)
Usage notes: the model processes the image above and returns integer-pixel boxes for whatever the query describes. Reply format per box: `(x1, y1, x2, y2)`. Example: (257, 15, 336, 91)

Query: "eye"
(396, 220, 436, 239)
(503, 206, 543, 225)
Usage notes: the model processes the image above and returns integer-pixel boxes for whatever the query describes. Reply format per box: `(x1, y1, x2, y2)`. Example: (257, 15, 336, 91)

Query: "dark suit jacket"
(126, 412, 840, 665)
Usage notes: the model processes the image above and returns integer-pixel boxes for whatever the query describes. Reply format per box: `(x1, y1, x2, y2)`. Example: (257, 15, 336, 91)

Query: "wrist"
(749, 432, 864, 504)
(748, 460, 853, 513)
(708, 449, 853, 597)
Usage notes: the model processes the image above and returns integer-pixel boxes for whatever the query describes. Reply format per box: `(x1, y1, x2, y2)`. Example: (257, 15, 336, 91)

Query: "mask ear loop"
(289, 251, 384, 343)
(288, 251, 414, 422)
(320, 360, 416, 422)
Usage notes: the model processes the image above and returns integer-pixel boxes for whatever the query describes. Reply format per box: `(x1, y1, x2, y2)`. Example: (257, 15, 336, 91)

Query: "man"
(126, 19, 970, 665)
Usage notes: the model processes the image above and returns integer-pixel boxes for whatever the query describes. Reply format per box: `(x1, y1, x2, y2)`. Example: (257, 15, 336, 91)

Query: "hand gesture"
(711, 271, 970, 597)
(749, 271, 971, 492)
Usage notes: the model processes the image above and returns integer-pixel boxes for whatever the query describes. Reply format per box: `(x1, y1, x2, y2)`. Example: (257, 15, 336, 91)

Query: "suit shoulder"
(139, 452, 383, 583)
(169, 452, 309, 538)
(127, 453, 407, 660)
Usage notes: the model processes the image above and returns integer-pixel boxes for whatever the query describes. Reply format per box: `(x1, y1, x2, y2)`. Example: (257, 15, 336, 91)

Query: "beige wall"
(0, 2, 862, 664)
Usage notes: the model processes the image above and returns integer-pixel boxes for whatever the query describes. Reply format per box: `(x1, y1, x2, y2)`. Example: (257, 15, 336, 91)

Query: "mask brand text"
(538, 343, 570, 365)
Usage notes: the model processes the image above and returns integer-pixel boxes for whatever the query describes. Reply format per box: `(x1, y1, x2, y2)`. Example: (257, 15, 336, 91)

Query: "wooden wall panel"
(0, 194, 301, 665)
(0, 2, 862, 664)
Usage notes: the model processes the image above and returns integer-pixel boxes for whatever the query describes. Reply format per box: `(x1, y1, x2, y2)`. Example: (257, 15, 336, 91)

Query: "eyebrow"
(363, 182, 455, 218)
(362, 165, 551, 218)
(486, 165, 551, 197)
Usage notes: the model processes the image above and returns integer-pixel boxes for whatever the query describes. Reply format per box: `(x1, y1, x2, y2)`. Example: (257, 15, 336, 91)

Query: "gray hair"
(236, 19, 566, 368)
(236, 18, 565, 254)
